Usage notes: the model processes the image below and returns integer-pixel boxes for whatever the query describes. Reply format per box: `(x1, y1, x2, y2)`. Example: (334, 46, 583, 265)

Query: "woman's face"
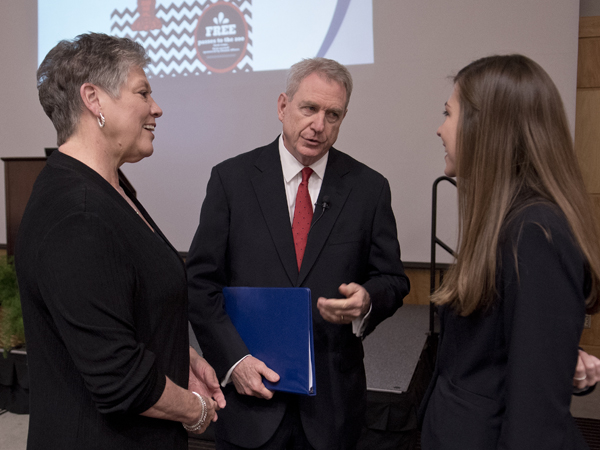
(101, 66, 163, 164)
(437, 85, 460, 177)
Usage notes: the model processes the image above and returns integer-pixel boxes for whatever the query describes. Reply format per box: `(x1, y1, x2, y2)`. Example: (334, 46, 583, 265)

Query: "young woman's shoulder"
(502, 200, 580, 266)
(504, 200, 569, 238)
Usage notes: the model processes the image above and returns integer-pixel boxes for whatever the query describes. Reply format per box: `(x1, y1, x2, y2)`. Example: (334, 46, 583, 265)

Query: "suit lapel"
(251, 142, 299, 285)
(298, 149, 353, 285)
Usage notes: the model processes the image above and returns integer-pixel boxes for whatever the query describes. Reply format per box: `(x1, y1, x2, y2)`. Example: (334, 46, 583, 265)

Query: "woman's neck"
(59, 136, 121, 189)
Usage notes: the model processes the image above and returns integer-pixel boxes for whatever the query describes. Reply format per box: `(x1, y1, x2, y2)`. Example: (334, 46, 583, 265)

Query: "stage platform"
(364, 304, 430, 394)
(358, 304, 435, 450)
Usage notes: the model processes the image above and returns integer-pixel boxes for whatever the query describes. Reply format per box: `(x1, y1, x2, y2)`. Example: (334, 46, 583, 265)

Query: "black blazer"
(419, 203, 590, 450)
(187, 138, 409, 449)
(16, 151, 190, 449)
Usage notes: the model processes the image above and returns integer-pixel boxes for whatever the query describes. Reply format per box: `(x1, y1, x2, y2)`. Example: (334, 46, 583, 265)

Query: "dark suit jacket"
(187, 138, 409, 449)
(419, 202, 590, 450)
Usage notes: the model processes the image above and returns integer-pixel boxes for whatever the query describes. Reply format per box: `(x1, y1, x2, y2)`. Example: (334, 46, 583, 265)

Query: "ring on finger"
(574, 375, 587, 381)
(341, 315, 344, 322)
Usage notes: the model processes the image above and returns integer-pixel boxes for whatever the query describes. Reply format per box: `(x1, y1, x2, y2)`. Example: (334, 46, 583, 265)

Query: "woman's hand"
(182, 392, 219, 434)
(188, 347, 226, 420)
(573, 349, 600, 391)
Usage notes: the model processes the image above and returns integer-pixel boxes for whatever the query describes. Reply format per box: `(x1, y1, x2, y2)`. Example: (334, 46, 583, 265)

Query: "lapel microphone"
(310, 195, 331, 231)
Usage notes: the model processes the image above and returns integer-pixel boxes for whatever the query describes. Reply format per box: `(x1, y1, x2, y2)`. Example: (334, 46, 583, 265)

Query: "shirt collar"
(278, 134, 328, 183)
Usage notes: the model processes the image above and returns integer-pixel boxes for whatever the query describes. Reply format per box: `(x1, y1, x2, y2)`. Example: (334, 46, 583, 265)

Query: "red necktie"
(292, 167, 313, 271)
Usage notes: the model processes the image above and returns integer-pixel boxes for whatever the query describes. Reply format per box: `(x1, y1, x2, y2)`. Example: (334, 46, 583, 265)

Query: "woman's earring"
(97, 112, 105, 128)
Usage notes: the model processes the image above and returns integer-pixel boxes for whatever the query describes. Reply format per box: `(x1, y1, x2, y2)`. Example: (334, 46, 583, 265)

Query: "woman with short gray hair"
(16, 32, 225, 449)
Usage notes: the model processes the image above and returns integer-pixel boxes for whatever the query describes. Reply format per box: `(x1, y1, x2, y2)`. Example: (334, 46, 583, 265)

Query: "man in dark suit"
(187, 58, 410, 450)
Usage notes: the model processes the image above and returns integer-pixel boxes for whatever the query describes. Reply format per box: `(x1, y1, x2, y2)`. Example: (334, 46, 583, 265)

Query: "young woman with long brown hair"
(419, 54, 600, 449)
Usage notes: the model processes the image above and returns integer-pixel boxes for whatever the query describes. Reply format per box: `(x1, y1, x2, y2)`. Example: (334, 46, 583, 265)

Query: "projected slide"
(38, 0, 374, 77)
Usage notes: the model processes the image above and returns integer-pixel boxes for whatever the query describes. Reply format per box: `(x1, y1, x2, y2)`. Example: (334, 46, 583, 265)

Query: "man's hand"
(189, 347, 226, 420)
(317, 283, 370, 324)
(231, 356, 280, 399)
(573, 349, 600, 391)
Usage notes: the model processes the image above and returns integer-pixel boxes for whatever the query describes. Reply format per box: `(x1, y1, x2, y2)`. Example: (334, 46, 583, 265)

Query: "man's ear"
(277, 93, 288, 123)
(80, 83, 102, 116)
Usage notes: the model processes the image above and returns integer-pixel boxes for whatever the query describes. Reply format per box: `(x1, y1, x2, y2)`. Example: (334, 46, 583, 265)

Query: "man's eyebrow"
(298, 100, 344, 116)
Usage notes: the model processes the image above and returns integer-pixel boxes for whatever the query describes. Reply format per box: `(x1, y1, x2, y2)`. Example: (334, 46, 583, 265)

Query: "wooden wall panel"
(581, 193, 600, 358)
(574, 89, 600, 193)
(2, 158, 46, 257)
(579, 16, 600, 38)
(402, 267, 444, 306)
(580, 330, 600, 359)
(403, 268, 431, 306)
(576, 16, 600, 356)
(577, 38, 600, 87)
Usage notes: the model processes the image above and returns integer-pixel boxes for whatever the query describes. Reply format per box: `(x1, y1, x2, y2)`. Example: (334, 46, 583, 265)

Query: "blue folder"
(223, 287, 316, 396)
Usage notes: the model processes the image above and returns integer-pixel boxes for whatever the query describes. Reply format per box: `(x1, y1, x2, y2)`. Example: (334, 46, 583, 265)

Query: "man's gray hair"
(285, 57, 353, 110)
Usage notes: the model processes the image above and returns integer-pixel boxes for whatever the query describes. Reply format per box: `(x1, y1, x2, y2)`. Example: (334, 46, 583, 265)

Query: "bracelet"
(182, 391, 207, 432)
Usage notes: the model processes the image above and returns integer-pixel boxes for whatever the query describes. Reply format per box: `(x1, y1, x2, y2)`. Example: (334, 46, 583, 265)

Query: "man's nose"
(311, 112, 325, 133)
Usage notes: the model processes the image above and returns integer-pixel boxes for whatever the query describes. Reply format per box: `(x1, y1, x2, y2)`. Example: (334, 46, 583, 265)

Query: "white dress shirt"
(278, 134, 328, 221)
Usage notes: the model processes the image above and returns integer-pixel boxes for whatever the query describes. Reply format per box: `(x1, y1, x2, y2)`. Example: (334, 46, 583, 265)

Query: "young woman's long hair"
(432, 54, 600, 316)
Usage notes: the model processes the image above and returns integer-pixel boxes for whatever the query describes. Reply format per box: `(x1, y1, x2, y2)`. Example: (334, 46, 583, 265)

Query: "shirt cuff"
(221, 354, 251, 387)
(352, 304, 372, 337)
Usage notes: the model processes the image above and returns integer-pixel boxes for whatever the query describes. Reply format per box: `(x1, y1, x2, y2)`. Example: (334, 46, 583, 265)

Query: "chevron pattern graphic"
(110, 0, 253, 78)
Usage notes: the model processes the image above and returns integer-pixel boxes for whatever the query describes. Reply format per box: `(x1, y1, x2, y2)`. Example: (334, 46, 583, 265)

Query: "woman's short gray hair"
(285, 58, 353, 110)
(37, 32, 150, 146)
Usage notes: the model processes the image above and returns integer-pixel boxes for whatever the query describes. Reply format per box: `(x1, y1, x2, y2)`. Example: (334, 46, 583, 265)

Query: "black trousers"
(215, 397, 315, 450)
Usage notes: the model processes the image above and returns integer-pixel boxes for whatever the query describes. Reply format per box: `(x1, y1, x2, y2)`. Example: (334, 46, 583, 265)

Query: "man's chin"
(299, 148, 325, 160)
(300, 144, 326, 155)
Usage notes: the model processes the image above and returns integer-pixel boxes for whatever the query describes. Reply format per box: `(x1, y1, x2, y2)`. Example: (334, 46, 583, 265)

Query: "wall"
(580, 0, 600, 17)
(0, 0, 580, 263)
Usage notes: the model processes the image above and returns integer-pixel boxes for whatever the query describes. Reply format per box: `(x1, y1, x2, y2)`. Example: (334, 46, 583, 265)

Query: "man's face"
(277, 72, 347, 166)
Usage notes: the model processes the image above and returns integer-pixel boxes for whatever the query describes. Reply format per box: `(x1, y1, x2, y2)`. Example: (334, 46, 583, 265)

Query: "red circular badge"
(194, 2, 249, 73)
